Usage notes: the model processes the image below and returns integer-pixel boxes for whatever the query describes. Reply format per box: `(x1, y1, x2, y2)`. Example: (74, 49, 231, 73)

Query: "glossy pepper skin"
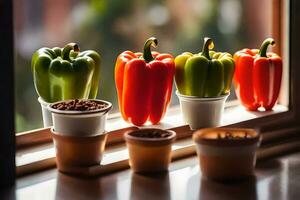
(234, 38, 282, 111)
(115, 37, 175, 126)
(175, 37, 235, 97)
(31, 43, 101, 103)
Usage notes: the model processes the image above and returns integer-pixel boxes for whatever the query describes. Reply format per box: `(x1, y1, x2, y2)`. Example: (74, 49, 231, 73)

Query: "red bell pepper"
(234, 38, 282, 111)
(115, 37, 175, 126)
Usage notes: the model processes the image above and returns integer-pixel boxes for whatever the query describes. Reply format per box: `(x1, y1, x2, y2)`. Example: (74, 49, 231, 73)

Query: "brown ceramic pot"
(124, 128, 176, 173)
(51, 129, 107, 174)
(193, 128, 261, 180)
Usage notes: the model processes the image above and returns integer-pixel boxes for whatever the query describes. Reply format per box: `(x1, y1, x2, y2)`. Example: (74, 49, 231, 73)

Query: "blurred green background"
(14, 0, 272, 132)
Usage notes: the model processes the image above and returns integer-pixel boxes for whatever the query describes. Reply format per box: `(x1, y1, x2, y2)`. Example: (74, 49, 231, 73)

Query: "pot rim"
(38, 97, 50, 106)
(124, 128, 176, 146)
(193, 128, 261, 147)
(51, 128, 108, 140)
(176, 90, 229, 101)
(48, 99, 112, 115)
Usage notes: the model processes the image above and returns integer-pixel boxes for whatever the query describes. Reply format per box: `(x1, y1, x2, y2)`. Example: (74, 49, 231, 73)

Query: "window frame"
(1, 0, 299, 184)
(0, 0, 15, 187)
(14, 0, 292, 143)
(15, 0, 291, 146)
(15, 0, 297, 163)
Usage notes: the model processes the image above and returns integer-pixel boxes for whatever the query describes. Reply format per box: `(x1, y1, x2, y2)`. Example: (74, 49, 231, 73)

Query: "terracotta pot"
(193, 128, 261, 180)
(124, 129, 176, 173)
(51, 129, 107, 174)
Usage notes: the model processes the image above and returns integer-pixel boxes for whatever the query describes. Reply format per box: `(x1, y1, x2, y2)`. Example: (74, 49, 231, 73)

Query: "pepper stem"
(143, 37, 158, 63)
(201, 37, 214, 60)
(259, 38, 275, 58)
(62, 43, 80, 61)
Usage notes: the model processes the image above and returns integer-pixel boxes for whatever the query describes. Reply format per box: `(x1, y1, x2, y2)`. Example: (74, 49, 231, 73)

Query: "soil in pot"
(51, 99, 108, 111)
(129, 130, 173, 138)
(125, 129, 176, 173)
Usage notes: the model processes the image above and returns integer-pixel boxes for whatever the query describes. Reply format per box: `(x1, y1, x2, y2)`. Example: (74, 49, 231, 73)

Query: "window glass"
(14, 0, 273, 132)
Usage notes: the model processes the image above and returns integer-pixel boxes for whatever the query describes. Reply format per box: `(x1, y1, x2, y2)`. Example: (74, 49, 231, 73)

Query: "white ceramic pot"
(48, 99, 112, 137)
(38, 97, 52, 127)
(176, 91, 229, 130)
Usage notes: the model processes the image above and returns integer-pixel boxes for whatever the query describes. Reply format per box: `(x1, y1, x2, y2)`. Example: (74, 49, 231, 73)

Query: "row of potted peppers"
(114, 37, 282, 128)
(32, 37, 283, 130)
(31, 36, 279, 179)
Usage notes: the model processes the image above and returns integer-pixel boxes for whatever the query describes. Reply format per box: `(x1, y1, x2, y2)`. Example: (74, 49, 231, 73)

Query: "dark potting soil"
(217, 132, 251, 140)
(51, 99, 107, 111)
(130, 130, 172, 138)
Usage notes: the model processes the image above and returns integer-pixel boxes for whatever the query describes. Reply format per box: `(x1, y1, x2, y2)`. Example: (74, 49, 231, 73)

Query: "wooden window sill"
(16, 104, 297, 177)
(16, 102, 288, 148)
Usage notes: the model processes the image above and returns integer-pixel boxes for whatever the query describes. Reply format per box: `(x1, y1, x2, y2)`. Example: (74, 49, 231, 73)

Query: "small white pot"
(176, 91, 229, 130)
(38, 97, 52, 127)
(48, 99, 112, 137)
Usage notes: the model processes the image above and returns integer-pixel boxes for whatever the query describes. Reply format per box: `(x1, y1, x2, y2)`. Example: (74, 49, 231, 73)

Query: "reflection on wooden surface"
(130, 173, 170, 200)
(199, 177, 257, 200)
(3, 152, 300, 200)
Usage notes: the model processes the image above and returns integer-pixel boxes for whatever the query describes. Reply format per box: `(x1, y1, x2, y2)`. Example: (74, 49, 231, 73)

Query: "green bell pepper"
(31, 43, 101, 103)
(175, 37, 235, 97)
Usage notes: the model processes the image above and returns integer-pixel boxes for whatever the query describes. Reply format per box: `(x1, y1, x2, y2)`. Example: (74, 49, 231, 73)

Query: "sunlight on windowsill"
(16, 103, 288, 169)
